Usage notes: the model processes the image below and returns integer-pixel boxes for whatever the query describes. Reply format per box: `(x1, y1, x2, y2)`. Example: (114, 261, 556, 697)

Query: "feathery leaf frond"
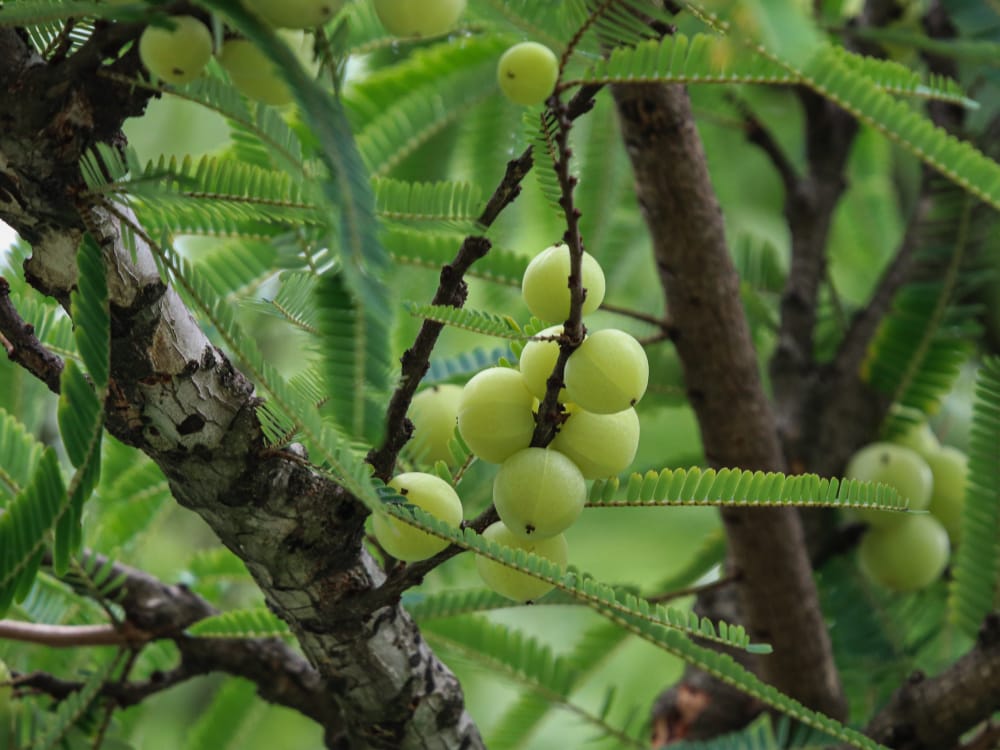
(405, 303, 526, 339)
(587, 467, 907, 514)
(948, 356, 1000, 638)
(187, 608, 292, 639)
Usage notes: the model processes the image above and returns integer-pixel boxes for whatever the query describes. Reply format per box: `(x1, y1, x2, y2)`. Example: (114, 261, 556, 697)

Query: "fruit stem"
(531, 93, 588, 448)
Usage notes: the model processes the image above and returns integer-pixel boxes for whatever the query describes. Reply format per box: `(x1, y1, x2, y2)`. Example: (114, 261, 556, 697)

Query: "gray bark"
(0, 25, 482, 750)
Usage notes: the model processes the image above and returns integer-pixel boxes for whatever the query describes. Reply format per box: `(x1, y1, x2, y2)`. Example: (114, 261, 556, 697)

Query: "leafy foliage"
(381, 504, 767, 654)
(405, 302, 527, 339)
(4, 0, 1000, 746)
(949, 356, 1000, 637)
(864, 187, 984, 437)
(187, 608, 292, 639)
(588, 466, 907, 513)
(424, 615, 645, 748)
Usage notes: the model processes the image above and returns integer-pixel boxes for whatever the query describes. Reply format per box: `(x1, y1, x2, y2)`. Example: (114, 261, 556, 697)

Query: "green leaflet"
(0, 450, 66, 614)
(527, 109, 564, 218)
(603, 608, 886, 750)
(373, 177, 484, 229)
(405, 302, 527, 339)
(424, 616, 645, 749)
(385, 507, 883, 750)
(380, 505, 766, 654)
(346, 35, 509, 177)
(383, 228, 527, 287)
(582, 32, 971, 107)
(864, 189, 983, 436)
(948, 356, 1000, 638)
(581, 33, 998, 209)
(31, 652, 122, 750)
(0, 0, 107, 26)
(316, 272, 391, 444)
(187, 608, 292, 639)
(88, 454, 171, 554)
(186, 678, 260, 750)
(587, 466, 907, 514)
(52, 236, 110, 573)
(0, 408, 44, 502)
(117, 154, 324, 238)
(203, 1, 393, 341)
(425, 345, 515, 384)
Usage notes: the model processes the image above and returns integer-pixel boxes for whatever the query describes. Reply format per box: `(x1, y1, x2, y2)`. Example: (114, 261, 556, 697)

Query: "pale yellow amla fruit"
(493, 447, 586, 539)
(475, 521, 568, 602)
(139, 16, 213, 86)
(497, 41, 560, 107)
(372, 473, 463, 561)
(373, 0, 466, 37)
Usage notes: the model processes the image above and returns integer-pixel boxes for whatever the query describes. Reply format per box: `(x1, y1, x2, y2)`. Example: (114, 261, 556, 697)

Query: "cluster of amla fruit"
(136, 0, 466, 105)
(374, 244, 649, 602)
(136, 0, 563, 110)
(844, 422, 967, 592)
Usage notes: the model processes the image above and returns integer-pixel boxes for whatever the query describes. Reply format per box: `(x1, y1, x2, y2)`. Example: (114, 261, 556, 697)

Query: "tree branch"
(0, 620, 129, 647)
(1, 20, 482, 745)
(611, 81, 846, 725)
(36, 550, 345, 732)
(0, 276, 65, 393)
(862, 614, 1000, 750)
(367, 83, 602, 482)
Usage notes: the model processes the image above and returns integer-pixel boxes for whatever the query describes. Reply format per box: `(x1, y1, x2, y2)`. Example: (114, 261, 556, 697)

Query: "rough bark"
(611, 82, 847, 726)
(863, 615, 1000, 750)
(0, 24, 481, 750)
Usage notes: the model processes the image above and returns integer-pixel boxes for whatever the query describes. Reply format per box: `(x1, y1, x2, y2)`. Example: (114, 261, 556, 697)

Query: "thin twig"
(367, 84, 603, 483)
(92, 648, 139, 750)
(0, 620, 144, 648)
(0, 277, 65, 393)
(727, 93, 801, 196)
(646, 574, 741, 605)
(599, 301, 671, 329)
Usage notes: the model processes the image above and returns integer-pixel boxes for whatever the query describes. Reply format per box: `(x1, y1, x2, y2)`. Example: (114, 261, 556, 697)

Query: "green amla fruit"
(218, 39, 293, 106)
(892, 420, 940, 459)
(551, 404, 639, 479)
(493, 447, 586, 539)
(457, 367, 535, 464)
(925, 446, 967, 542)
(858, 514, 949, 592)
(475, 521, 568, 602)
(245, 0, 344, 29)
(497, 41, 560, 107)
(563, 329, 648, 414)
(372, 472, 463, 561)
(373, 0, 466, 37)
(521, 243, 605, 323)
(138, 16, 213, 86)
(408, 384, 463, 465)
(518, 324, 579, 402)
(844, 442, 932, 528)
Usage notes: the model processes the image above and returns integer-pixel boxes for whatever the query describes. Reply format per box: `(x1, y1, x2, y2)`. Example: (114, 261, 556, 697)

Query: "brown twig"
(646, 573, 741, 605)
(367, 84, 603, 484)
(0, 621, 144, 648)
(599, 301, 671, 329)
(0, 277, 65, 393)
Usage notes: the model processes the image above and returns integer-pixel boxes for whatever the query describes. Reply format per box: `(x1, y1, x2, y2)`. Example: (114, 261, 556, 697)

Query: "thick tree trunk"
(0, 25, 482, 750)
(612, 82, 848, 731)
